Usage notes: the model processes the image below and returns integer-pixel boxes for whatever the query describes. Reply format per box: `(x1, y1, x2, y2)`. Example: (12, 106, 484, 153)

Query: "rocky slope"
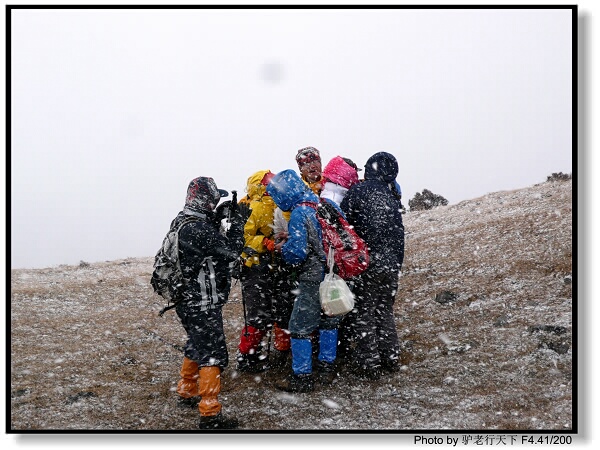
(10, 179, 573, 432)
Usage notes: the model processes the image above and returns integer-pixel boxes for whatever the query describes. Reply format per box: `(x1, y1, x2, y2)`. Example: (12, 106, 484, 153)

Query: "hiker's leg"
(178, 306, 229, 368)
(176, 356, 199, 399)
(376, 272, 400, 370)
(350, 272, 381, 372)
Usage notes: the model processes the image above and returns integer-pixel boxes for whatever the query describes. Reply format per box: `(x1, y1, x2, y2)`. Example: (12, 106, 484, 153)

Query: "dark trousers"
(342, 270, 400, 369)
(241, 257, 275, 330)
(288, 280, 341, 338)
(176, 304, 228, 369)
(271, 258, 296, 327)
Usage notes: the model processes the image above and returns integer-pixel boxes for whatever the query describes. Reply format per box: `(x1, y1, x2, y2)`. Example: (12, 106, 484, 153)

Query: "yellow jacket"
(241, 170, 276, 267)
(303, 177, 322, 196)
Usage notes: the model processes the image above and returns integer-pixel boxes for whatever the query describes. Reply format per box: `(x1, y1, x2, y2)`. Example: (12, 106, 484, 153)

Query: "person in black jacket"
(170, 176, 244, 429)
(340, 152, 405, 380)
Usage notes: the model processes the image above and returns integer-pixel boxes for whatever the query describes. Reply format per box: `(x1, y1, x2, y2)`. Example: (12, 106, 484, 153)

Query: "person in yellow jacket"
(236, 169, 287, 372)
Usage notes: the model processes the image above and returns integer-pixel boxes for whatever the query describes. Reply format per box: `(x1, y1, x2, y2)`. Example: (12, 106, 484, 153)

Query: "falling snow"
(10, 179, 572, 431)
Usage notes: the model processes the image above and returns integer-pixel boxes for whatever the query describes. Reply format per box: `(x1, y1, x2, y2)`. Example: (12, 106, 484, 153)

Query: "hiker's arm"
(225, 210, 245, 255)
(280, 209, 309, 265)
(179, 222, 241, 266)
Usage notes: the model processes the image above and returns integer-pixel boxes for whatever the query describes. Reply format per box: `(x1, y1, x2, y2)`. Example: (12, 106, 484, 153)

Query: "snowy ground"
(9, 179, 573, 433)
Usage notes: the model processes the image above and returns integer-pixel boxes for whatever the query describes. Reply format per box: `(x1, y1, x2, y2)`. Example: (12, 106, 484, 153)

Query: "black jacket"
(172, 210, 244, 309)
(340, 152, 404, 274)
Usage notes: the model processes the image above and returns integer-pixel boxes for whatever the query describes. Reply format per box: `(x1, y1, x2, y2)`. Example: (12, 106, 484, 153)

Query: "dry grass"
(9, 179, 573, 432)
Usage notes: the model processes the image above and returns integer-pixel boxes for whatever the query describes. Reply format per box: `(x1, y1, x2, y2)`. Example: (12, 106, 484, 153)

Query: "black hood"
(364, 152, 398, 183)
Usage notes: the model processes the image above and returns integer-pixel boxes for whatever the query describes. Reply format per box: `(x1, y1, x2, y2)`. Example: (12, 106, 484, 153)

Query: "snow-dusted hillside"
(10, 179, 573, 431)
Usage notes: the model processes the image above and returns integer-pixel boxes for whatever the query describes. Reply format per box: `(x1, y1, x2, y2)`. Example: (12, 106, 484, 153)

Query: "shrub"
(408, 189, 449, 211)
(547, 172, 572, 182)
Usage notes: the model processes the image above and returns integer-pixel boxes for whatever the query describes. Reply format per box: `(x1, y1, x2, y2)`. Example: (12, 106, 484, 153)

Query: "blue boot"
(317, 329, 338, 384)
(318, 328, 338, 364)
(276, 338, 314, 393)
(291, 337, 313, 375)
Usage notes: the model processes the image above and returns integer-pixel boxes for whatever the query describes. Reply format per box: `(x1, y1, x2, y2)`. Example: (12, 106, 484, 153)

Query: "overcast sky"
(9, 6, 573, 269)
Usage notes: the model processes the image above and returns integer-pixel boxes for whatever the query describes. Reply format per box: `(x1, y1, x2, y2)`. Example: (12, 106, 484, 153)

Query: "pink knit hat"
(322, 156, 359, 189)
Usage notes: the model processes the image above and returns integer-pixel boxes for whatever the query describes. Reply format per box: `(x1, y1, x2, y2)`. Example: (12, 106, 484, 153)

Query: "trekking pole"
(228, 189, 240, 287)
(232, 190, 250, 339)
(242, 294, 250, 339)
(229, 190, 238, 226)
(265, 251, 278, 360)
(240, 258, 250, 340)
(138, 327, 184, 353)
(265, 324, 272, 362)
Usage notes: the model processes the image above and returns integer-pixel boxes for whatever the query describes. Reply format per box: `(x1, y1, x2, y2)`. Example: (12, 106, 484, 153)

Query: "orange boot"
(198, 366, 239, 429)
(270, 323, 292, 370)
(176, 357, 199, 400)
(273, 323, 291, 351)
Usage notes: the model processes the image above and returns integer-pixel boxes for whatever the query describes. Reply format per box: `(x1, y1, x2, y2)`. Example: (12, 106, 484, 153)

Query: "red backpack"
(300, 199, 370, 279)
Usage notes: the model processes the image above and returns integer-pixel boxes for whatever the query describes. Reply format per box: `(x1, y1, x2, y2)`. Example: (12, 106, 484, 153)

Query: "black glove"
(231, 190, 238, 214)
(226, 210, 244, 241)
(229, 258, 242, 280)
(214, 200, 233, 226)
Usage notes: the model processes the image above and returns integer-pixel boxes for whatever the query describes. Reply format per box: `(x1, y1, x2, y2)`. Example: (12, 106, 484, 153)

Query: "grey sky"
(10, 7, 573, 269)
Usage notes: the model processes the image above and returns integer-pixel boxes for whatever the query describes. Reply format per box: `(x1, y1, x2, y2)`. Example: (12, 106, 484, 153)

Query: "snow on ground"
(10, 179, 572, 432)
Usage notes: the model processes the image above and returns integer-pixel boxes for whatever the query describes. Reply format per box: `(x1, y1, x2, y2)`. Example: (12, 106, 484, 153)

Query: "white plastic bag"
(319, 248, 355, 316)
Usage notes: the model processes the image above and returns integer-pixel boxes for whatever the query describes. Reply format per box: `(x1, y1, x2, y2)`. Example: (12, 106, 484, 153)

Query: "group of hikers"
(161, 146, 405, 429)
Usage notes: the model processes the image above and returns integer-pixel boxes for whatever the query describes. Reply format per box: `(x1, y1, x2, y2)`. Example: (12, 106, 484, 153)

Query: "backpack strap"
(304, 213, 327, 263)
(173, 216, 201, 272)
(176, 215, 202, 232)
(158, 254, 212, 317)
(158, 303, 178, 317)
(298, 201, 327, 264)
(157, 216, 201, 317)
(298, 201, 318, 210)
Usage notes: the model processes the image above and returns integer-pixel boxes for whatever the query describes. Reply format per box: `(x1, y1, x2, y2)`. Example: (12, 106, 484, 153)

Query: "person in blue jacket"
(394, 180, 405, 210)
(340, 152, 405, 380)
(266, 169, 341, 392)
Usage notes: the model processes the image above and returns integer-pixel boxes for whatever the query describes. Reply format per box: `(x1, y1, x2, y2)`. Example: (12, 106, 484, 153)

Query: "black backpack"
(150, 217, 197, 315)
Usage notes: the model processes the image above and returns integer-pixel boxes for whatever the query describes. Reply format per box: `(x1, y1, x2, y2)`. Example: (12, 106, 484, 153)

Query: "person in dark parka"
(171, 176, 244, 429)
(339, 152, 405, 380)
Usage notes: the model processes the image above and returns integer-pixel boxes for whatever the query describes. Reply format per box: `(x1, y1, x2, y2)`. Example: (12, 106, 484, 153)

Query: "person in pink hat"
(310, 156, 361, 383)
(320, 156, 361, 207)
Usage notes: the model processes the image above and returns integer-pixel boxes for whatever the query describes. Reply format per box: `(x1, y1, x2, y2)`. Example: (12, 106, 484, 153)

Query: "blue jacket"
(340, 152, 405, 274)
(266, 169, 326, 281)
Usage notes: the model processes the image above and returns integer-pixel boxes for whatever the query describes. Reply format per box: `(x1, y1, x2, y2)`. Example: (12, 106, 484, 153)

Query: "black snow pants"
(343, 270, 400, 370)
(176, 302, 228, 369)
(240, 255, 275, 331)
